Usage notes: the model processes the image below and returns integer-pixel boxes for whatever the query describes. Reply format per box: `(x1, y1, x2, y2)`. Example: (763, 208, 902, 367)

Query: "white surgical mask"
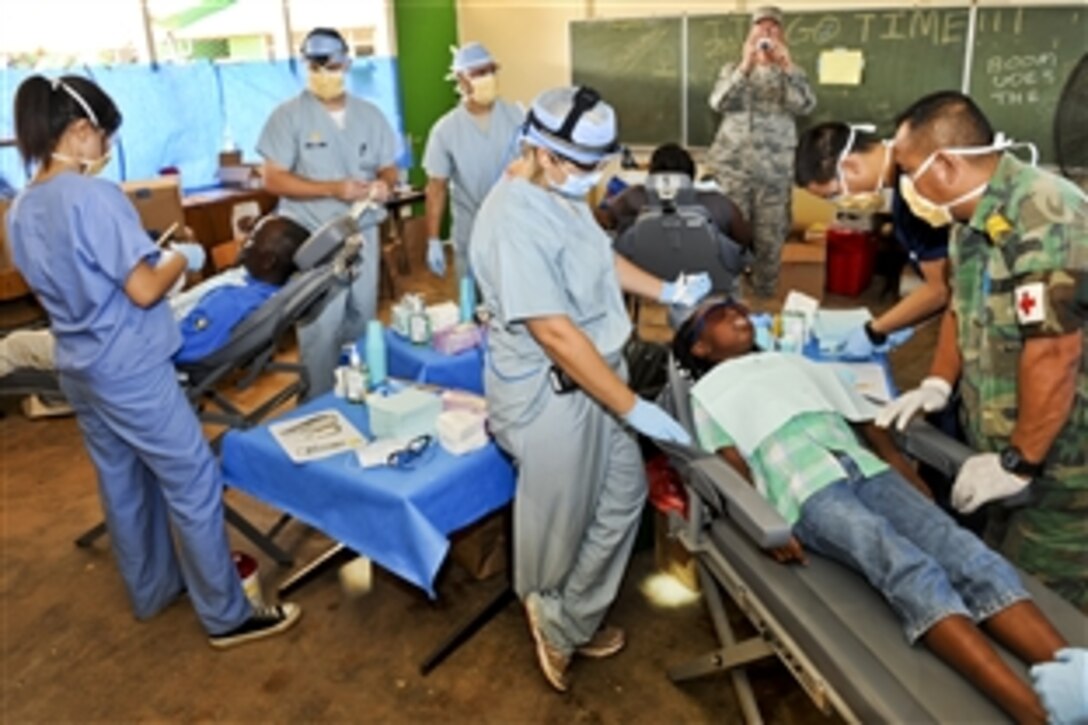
(834, 124, 892, 199)
(550, 168, 602, 199)
(469, 73, 498, 106)
(52, 149, 111, 177)
(899, 133, 1036, 228)
(308, 68, 345, 101)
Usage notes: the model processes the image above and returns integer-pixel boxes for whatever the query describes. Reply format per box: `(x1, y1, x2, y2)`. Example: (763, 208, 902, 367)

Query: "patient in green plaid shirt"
(672, 296, 1073, 724)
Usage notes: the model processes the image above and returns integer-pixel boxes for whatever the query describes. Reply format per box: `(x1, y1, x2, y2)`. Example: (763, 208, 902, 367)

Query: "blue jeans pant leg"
(855, 469, 1031, 624)
(794, 477, 972, 643)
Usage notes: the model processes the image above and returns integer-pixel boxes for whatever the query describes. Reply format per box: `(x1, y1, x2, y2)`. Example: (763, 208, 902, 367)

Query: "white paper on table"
(783, 290, 820, 342)
(831, 362, 893, 404)
(269, 410, 368, 464)
(356, 438, 411, 468)
(814, 308, 873, 351)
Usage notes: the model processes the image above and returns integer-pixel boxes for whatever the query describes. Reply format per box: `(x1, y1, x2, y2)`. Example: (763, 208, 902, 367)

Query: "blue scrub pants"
(60, 361, 251, 635)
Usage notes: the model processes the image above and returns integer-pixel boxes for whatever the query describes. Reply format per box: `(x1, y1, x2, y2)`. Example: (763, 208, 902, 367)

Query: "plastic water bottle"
(459, 276, 476, 324)
(345, 344, 367, 403)
(365, 319, 387, 389)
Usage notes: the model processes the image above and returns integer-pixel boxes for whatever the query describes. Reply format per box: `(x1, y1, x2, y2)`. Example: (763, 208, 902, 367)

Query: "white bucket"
(232, 551, 264, 608)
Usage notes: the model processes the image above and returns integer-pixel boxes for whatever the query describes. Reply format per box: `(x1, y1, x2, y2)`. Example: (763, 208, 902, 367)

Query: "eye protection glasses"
(681, 297, 749, 347)
(386, 434, 435, 468)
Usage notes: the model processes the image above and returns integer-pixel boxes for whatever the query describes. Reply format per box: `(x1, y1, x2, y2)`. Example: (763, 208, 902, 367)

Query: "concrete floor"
(1, 228, 936, 723)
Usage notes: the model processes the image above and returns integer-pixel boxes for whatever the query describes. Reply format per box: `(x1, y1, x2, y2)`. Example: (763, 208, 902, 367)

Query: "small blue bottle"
(459, 276, 476, 324)
(365, 319, 387, 389)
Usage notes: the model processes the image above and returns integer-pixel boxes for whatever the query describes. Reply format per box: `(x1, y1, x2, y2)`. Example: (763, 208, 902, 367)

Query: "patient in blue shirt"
(1, 215, 309, 378)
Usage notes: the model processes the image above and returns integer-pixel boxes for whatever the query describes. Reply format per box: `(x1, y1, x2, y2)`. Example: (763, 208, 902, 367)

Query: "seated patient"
(672, 296, 1076, 724)
(597, 142, 752, 245)
(1, 215, 308, 381)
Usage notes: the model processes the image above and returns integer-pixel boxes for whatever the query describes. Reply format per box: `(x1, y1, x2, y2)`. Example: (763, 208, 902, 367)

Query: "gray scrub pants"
(296, 238, 379, 399)
(492, 383, 647, 656)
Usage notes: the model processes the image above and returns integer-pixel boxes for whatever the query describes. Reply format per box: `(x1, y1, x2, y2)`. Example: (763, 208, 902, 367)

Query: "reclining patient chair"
(1, 205, 372, 566)
(614, 173, 750, 304)
(655, 355, 1087, 724)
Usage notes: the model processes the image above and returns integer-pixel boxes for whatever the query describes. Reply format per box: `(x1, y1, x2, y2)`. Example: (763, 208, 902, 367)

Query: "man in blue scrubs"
(423, 42, 524, 279)
(258, 27, 399, 394)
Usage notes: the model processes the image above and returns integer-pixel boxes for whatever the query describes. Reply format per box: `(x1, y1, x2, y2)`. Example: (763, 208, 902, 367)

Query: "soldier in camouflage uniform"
(706, 6, 816, 299)
(882, 91, 1087, 613)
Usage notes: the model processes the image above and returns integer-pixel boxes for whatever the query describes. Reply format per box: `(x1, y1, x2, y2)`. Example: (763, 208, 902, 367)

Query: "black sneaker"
(209, 603, 302, 650)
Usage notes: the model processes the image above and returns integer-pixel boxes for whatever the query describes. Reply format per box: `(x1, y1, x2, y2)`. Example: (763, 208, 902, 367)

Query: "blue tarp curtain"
(1, 57, 406, 193)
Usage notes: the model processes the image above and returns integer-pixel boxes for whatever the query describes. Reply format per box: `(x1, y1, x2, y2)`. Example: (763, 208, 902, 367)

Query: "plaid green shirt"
(692, 405, 888, 525)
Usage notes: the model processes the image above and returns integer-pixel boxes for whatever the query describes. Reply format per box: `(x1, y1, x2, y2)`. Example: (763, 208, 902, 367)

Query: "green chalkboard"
(688, 8, 970, 147)
(570, 17, 682, 145)
(970, 6, 1088, 164)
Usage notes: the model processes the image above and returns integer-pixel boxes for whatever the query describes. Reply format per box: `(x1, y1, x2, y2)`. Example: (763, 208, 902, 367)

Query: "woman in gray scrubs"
(470, 87, 708, 692)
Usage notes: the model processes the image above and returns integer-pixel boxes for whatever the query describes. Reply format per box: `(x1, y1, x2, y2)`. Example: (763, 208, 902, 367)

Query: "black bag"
(623, 335, 670, 401)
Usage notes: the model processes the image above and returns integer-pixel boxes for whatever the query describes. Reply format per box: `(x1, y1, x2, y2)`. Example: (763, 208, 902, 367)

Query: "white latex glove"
(659, 272, 712, 307)
(876, 376, 952, 432)
(951, 453, 1031, 514)
(426, 238, 447, 277)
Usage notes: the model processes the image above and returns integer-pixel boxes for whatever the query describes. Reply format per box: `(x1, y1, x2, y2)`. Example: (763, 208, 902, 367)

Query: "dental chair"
(655, 354, 1087, 724)
(2, 204, 375, 566)
(614, 173, 749, 311)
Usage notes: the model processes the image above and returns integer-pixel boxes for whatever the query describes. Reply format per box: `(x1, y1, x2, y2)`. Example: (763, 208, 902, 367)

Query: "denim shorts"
(793, 458, 1030, 643)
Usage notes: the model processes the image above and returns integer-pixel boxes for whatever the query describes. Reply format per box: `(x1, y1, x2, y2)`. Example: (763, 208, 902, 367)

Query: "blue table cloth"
(374, 328, 485, 395)
(221, 392, 514, 597)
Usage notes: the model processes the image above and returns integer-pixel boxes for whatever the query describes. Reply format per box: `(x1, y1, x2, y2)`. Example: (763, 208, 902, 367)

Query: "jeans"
(793, 458, 1030, 643)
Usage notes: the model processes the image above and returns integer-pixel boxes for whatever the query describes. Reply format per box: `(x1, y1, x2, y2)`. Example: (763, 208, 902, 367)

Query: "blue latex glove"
(426, 238, 446, 277)
(623, 398, 692, 445)
(659, 272, 712, 307)
(1031, 648, 1088, 725)
(749, 313, 774, 350)
(170, 242, 206, 272)
(840, 325, 878, 359)
(839, 325, 915, 360)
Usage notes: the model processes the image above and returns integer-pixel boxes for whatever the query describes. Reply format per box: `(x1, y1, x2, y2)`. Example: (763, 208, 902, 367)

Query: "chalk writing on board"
(780, 11, 967, 48)
(976, 8, 1025, 36)
(984, 52, 1059, 106)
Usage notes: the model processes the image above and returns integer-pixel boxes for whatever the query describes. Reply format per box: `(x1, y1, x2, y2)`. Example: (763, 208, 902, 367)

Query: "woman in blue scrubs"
(8, 75, 300, 649)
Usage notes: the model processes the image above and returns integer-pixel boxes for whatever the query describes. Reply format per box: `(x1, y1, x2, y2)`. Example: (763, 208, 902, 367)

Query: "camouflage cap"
(752, 5, 783, 25)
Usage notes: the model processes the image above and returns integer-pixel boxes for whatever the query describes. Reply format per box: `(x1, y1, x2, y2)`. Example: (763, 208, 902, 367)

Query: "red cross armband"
(1014, 269, 1087, 337)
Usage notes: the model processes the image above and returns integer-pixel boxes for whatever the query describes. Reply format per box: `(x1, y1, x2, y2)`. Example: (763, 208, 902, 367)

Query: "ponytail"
(13, 75, 122, 173)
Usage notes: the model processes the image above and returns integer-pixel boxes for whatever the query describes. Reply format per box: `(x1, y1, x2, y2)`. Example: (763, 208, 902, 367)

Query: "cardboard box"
(449, 510, 507, 581)
(777, 238, 827, 303)
(122, 176, 184, 237)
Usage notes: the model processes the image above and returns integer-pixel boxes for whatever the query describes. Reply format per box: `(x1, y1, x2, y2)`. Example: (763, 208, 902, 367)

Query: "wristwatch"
(864, 320, 888, 346)
(999, 446, 1044, 478)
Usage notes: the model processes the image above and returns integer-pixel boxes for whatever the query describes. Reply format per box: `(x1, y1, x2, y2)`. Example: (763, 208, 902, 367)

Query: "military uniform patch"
(1014, 282, 1045, 325)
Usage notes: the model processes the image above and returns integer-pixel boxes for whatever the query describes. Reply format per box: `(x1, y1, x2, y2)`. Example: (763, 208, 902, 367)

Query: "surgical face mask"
(469, 73, 498, 106)
(834, 124, 891, 198)
(898, 134, 1036, 227)
(550, 167, 602, 199)
(308, 68, 345, 101)
(52, 133, 111, 177)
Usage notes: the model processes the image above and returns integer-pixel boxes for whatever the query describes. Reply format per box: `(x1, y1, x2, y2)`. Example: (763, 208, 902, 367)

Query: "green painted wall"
(393, 0, 459, 188)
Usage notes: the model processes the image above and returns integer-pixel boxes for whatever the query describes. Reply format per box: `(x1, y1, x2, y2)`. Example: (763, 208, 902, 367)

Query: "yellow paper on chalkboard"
(819, 49, 865, 86)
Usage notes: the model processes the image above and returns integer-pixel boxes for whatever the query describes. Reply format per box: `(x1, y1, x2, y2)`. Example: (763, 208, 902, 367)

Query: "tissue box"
(368, 388, 441, 440)
(426, 302, 459, 333)
(437, 410, 488, 455)
(441, 390, 488, 416)
(433, 323, 482, 356)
